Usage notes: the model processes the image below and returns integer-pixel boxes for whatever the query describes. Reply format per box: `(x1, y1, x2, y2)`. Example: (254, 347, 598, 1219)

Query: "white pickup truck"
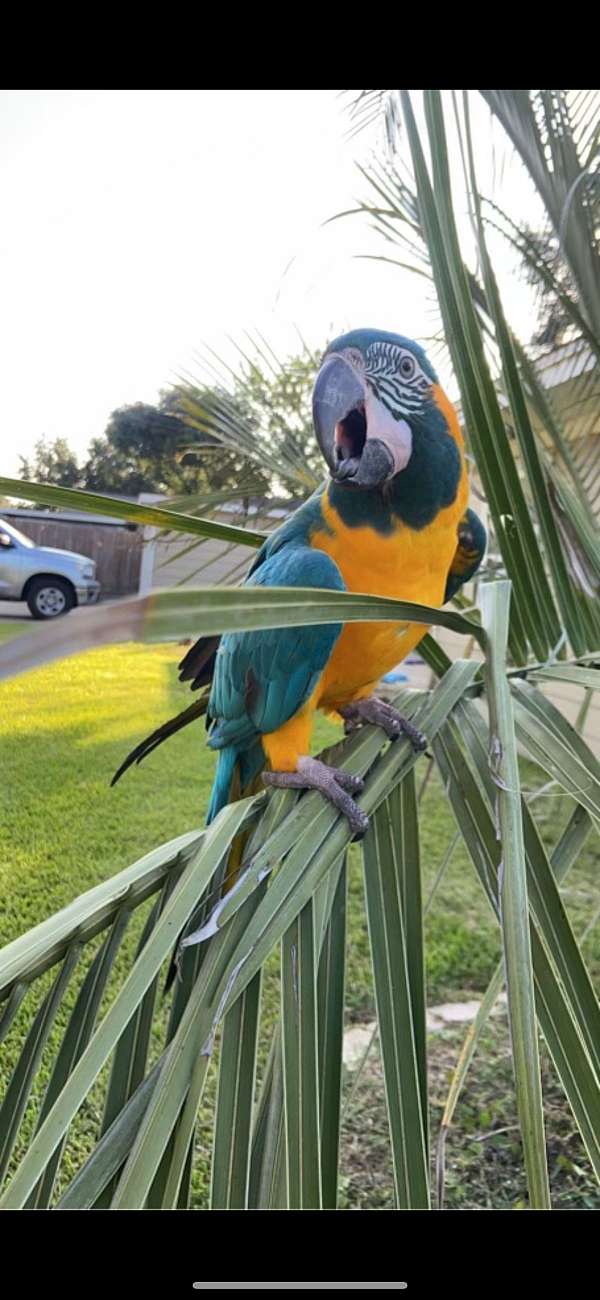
(0, 516, 100, 619)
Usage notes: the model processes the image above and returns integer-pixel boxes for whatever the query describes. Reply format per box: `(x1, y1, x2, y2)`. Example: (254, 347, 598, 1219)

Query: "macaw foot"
(262, 756, 369, 838)
(339, 696, 428, 751)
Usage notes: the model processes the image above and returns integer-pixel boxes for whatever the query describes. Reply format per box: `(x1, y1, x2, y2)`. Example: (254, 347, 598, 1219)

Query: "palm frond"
(2, 88, 600, 1215)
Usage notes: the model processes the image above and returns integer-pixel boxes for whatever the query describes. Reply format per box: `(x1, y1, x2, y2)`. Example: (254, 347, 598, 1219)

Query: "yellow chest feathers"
(311, 485, 467, 603)
(310, 482, 468, 708)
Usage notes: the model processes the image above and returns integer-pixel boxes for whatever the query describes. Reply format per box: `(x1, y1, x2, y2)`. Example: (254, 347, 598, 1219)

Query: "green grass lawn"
(0, 639, 513, 1001)
(0, 619, 34, 644)
(1, 641, 598, 1206)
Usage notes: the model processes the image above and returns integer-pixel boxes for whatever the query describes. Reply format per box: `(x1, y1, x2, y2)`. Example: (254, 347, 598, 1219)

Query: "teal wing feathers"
(178, 484, 331, 692)
(111, 487, 339, 791)
(207, 543, 345, 751)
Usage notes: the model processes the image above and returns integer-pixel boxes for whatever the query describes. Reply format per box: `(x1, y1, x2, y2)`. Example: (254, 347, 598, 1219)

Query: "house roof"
(532, 338, 595, 389)
(454, 338, 597, 427)
(1, 508, 139, 529)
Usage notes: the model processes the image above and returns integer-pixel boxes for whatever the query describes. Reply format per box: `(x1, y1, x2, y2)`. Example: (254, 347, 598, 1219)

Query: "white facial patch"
(364, 388, 413, 474)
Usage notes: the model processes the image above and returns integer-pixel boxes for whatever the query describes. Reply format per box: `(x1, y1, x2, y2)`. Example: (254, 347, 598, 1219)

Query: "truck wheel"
(26, 577, 75, 620)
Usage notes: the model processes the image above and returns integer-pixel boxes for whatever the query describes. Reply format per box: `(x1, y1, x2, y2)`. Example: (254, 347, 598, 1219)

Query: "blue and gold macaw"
(113, 328, 486, 838)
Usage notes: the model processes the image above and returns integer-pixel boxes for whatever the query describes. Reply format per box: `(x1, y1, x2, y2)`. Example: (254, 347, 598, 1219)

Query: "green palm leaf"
(2, 88, 600, 1214)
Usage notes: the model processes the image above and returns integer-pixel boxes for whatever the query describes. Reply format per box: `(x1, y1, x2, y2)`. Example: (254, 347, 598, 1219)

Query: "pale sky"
(0, 90, 541, 480)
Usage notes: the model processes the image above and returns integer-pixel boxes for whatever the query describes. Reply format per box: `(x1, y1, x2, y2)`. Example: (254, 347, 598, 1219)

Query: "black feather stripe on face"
(364, 341, 432, 418)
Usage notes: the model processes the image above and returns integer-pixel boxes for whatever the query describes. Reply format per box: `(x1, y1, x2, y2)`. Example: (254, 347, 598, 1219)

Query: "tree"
(16, 342, 324, 504)
(81, 435, 158, 497)
(340, 89, 600, 519)
(519, 227, 580, 349)
(229, 342, 325, 488)
(19, 438, 81, 491)
(101, 401, 198, 494)
(174, 338, 326, 499)
(104, 391, 270, 499)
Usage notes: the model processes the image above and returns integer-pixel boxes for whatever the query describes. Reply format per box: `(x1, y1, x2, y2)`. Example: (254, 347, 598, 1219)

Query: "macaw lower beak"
(312, 354, 409, 490)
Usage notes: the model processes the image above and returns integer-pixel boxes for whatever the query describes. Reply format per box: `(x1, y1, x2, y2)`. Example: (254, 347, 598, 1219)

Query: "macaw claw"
(340, 696, 428, 751)
(263, 755, 369, 838)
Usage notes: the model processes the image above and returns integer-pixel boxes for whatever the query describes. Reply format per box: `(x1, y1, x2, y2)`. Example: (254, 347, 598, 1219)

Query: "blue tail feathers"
(206, 739, 266, 825)
(206, 747, 238, 824)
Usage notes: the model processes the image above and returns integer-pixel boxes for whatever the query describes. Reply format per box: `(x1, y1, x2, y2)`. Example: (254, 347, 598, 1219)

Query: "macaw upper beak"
(312, 354, 399, 490)
(312, 355, 364, 474)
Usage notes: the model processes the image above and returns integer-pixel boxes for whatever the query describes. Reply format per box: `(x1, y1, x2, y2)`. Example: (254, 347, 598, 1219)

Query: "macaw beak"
(312, 354, 398, 490)
(312, 355, 364, 474)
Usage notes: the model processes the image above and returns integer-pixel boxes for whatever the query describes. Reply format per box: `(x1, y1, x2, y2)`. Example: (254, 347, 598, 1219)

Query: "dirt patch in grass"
(339, 1008, 600, 1210)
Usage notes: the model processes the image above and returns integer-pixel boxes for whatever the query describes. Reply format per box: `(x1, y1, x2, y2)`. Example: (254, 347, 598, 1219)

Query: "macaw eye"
(400, 355, 416, 379)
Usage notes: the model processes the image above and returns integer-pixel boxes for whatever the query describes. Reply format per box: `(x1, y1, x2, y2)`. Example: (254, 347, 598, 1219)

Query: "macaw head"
(312, 328, 442, 491)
